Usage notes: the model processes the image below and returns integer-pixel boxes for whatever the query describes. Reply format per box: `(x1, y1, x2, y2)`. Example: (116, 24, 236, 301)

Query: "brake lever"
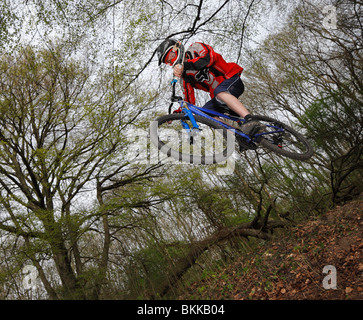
(170, 79, 182, 102)
(171, 95, 183, 102)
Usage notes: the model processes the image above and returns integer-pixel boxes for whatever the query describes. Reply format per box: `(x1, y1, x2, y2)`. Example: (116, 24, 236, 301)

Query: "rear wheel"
(150, 113, 235, 164)
(252, 115, 314, 161)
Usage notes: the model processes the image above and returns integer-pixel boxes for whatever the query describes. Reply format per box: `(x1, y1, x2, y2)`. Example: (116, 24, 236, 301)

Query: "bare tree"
(0, 44, 165, 299)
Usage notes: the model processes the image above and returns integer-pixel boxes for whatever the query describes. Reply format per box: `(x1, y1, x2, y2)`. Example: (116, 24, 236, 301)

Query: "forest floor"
(179, 193, 363, 300)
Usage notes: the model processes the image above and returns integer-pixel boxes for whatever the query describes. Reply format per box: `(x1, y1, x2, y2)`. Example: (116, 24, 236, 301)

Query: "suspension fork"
(180, 102, 199, 130)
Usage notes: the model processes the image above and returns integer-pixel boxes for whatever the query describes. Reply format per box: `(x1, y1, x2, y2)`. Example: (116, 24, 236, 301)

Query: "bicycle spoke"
(151, 114, 234, 164)
(158, 119, 223, 162)
(253, 116, 314, 160)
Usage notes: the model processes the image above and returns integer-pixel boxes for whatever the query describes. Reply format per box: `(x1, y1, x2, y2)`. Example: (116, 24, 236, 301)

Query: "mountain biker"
(156, 38, 260, 149)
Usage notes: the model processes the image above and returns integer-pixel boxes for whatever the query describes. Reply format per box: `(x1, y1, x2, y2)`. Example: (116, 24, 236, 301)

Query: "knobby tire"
(252, 115, 314, 161)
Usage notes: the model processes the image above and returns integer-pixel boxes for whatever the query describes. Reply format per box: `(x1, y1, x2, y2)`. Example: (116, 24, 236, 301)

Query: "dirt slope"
(180, 193, 363, 300)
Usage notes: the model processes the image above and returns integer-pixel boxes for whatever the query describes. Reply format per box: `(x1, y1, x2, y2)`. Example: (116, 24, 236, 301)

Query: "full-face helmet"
(157, 38, 182, 66)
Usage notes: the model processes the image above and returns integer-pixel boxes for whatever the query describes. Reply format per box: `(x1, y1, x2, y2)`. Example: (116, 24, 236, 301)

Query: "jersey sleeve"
(182, 80, 196, 105)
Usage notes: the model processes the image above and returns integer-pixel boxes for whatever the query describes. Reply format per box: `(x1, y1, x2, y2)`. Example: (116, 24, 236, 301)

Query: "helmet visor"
(164, 50, 177, 66)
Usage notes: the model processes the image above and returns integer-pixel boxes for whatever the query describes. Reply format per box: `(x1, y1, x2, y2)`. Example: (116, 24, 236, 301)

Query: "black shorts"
(203, 75, 244, 116)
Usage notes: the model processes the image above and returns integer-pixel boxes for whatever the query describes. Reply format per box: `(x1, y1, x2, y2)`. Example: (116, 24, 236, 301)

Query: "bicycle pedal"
(236, 136, 257, 151)
(239, 142, 257, 152)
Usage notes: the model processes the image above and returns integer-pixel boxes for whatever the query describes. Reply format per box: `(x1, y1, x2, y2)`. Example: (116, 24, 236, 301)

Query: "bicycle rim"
(150, 113, 235, 164)
(253, 115, 314, 161)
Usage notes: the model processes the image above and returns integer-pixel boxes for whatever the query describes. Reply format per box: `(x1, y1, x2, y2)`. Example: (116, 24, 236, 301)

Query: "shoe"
(241, 120, 266, 136)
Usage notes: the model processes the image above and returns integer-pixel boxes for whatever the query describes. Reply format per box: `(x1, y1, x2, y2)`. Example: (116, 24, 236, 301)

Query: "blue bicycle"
(150, 81, 314, 164)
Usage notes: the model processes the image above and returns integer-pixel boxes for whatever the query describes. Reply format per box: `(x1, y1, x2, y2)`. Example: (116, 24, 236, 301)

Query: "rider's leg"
(214, 75, 267, 136)
(202, 92, 255, 151)
(215, 91, 250, 118)
(213, 75, 251, 120)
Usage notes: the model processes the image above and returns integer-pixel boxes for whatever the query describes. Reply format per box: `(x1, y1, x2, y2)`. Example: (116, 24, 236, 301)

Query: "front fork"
(180, 104, 200, 144)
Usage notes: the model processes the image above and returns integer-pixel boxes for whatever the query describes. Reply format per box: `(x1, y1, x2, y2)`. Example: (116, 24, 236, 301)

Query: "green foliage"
(0, 0, 362, 301)
(122, 239, 190, 299)
(302, 91, 363, 153)
(300, 89, 363, 203)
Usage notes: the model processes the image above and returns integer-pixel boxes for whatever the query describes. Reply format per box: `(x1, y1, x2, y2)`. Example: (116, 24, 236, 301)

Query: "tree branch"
(158, 218, 290, 297)
(236, 0, 256, 63)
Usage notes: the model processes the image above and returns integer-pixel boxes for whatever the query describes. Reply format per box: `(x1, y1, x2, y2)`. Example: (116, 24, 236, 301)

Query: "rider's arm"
(183, 80, 195, 104)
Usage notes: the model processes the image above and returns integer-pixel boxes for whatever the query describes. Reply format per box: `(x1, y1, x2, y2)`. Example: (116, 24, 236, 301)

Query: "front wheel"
(252, 115, 314, 161)
(150, 113, 235, 164)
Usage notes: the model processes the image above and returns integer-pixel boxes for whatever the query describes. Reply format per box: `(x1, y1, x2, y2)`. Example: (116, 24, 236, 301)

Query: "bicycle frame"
(167, 77, 284, 145)
(174, 99, 284, 144)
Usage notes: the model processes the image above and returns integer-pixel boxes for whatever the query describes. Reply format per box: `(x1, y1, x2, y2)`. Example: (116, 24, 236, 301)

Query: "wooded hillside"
(0, 0, 362, 300)
(179, 193, 363, 300)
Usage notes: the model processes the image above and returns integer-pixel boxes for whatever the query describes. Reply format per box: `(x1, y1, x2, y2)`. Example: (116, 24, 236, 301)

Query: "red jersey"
(181, 42, 243, 104)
